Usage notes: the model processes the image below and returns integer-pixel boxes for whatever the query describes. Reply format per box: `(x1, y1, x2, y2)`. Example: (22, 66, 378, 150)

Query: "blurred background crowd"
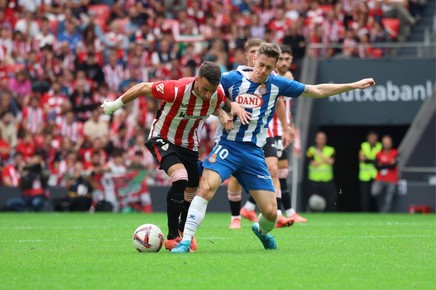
(0, 0, 424, 211)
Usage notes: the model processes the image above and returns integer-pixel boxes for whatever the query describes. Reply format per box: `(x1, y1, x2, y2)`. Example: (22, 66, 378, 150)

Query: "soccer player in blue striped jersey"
(172, 43, 376, 253)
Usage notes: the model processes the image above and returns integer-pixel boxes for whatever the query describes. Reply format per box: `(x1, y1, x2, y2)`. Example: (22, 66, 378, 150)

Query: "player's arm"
(101, 82, 154, 115)
(222, 97, 252, 125)
(276, 98, 293, 148)
(213, 107, 234, 132)
(301, 78, 376, 99)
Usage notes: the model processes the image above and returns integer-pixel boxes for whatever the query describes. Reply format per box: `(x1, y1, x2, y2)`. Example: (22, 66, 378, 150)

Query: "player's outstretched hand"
(101, 99, 123, 115)
(230, 102, 252, 125)
(355, 78, 376, 89)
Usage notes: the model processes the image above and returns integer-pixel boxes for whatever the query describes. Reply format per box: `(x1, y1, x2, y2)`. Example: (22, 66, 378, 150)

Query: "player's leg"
(241, 195, 258, 221)
(250, 189, 278, 250)
(228, 175, 242, 229)
(236, 147, 278, 250)
(172, 139, 236, 253)
(144, 138, 188, 249)
(171, 168, 223, 253)
(163, 161, 188, 245)
(266, 154, 290, 228)
(278, 155, 307, 223)
(176, 148, 201, 250)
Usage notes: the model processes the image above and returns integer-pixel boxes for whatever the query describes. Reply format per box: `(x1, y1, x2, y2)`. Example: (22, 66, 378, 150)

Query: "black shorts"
(274, 136, 289, 161)
(145, 137, 200, 188)
(263, 137, 277, 158)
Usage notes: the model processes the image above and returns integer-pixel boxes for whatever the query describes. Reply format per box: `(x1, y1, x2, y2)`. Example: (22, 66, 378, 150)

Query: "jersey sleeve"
(220, 71, 235, 99)
(216, 86, 226, 109)
(278, 77, 305, 99)
(151, 80, 177, 103)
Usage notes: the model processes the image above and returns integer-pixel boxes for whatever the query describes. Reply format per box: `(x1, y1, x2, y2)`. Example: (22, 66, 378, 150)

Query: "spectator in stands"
(69, 81, 97, 123)
(107, 150, 127, 175)
(306, 131, 337, 212)
(34, 17, 57, 50)
(103, 49, 125, 93)
(0, 127, 11, 165)
(58, 110, 84, 145)
(381, 0, 416, 42)
(2, 152, 24, 187)
(42, 79, 71, 125)
(83, 107, 109, 144)
(0, 111, 18, 148)
(371, 135, 399, 212)
(14, 10, 40, 39)
(53, 161, 93, 212)
(283, 25, 306, 79)
(102, 21, 130, 59)
(21, 96, 46, 134)
(57, 20, 82, 53)
(0, 25, 14, 61)
(77, 52, 106, 87)
(8, 69, 32, 109)
(7, 152, 48, 212)
(0, 90, 20, 118)
(15, 130, 36, 162)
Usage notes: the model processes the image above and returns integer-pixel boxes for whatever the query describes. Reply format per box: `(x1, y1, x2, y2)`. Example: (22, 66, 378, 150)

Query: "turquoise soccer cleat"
(251, 223, 277, 250)
(170, 240, 191, 254)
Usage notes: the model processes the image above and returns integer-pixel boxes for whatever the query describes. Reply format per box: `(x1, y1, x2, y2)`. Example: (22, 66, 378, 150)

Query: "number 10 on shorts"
(212, 145, 229, 160)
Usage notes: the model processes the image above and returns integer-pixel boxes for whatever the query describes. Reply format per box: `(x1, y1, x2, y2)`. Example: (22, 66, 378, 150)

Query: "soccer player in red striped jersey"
(101, 62, 250, 251)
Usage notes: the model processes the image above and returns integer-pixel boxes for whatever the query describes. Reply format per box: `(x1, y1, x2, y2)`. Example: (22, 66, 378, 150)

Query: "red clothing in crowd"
(375, 149, 399, 183)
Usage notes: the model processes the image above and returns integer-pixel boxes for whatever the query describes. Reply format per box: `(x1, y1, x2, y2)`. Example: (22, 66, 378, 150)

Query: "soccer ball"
(132, 224, 165, 253)
(308, 194, 326, 211)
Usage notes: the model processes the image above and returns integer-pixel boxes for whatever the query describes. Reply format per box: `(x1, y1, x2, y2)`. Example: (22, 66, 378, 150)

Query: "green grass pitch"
(0, 213, 435, 290)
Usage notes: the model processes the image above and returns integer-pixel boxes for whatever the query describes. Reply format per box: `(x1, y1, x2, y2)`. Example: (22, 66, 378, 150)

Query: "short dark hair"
(244, 38, 264, 52)
(279, 44, 292, 56)
(198, 61, 221, 86)
(257, 43, 281, 61)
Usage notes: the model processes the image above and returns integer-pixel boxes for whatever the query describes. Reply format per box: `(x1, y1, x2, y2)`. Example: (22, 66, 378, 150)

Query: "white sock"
(232, 215, 241, 220)
(244, 201, 256, 211)
(182, 196, 208, 242)
(286, 208, 296, 217)
(258, 214, 276, 235)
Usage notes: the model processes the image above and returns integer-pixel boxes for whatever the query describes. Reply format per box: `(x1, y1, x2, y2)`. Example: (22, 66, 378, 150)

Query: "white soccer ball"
(308, 194, 327, 211)
(132, 224, 165, 253)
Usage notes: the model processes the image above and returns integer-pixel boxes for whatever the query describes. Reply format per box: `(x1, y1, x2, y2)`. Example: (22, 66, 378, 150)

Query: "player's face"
(276, 52, 293, 75)
(245, 45, 259, 67)
(194, 76, 218, 100)
(252, 54, 277, 84)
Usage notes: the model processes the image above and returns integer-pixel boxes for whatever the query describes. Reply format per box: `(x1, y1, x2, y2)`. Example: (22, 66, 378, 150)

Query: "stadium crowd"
(0, 0, 421, 211)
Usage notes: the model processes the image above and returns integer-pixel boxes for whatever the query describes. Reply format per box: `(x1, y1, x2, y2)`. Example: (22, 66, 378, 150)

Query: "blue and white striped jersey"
(216, 66, 305, 147)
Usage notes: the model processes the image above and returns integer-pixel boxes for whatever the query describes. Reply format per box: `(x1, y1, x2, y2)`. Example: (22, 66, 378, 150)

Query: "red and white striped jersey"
(58, 119, 83, 144)
(267, 97, 292, 138)
(21, 106, 45, 134)
(149, 77, 226, 151)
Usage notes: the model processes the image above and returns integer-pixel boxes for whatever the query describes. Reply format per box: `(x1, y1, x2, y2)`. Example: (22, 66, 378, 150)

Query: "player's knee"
(227, 190, 242, 202)
(198, 180, 216, 201)
(278, 168, 289, 179)
(184, 188, 198, 202)
(261, 200, 278, 221)
(168, 169, 189, 201)
(263, 207, 277, 221)
(268, 165, 279, 179)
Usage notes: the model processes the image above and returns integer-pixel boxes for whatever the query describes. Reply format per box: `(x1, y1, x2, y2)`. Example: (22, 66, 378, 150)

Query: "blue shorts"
(202, 138, 275, 193)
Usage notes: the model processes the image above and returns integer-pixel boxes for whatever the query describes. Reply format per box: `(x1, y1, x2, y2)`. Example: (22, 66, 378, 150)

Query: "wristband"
(113, 97, 125, 110)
